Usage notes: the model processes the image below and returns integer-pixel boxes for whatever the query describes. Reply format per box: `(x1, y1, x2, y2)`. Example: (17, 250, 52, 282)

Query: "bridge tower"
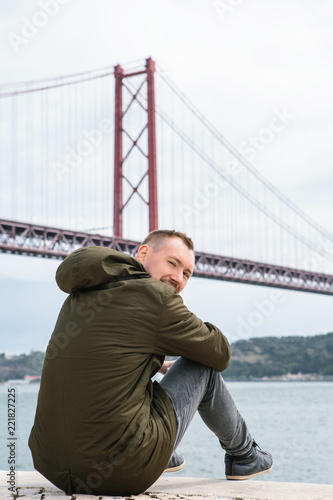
(113, 57, 158, 238)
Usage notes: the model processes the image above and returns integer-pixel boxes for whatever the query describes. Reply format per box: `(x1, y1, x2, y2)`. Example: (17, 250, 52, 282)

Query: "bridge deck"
(1, 219, 332, 295)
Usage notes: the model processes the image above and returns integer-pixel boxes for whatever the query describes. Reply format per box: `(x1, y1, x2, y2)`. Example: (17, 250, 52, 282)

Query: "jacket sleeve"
(155, 287, 231, 372)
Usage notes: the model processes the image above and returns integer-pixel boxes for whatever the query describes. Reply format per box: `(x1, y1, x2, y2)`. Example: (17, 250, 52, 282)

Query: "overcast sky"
(0, 0, 332, 353)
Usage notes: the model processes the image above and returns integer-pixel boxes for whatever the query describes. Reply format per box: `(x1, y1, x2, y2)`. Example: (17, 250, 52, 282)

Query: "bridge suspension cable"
(156, 65, 333, 246)
(154, 106, 331, 262)
(153, 65, 332, 274)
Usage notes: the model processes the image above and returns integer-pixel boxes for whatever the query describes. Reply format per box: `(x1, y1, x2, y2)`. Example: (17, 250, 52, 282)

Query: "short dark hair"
(141, 229, 194, 252)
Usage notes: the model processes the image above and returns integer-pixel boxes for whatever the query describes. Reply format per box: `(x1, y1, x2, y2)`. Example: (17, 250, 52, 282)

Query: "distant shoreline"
(1, 331, 333, 382)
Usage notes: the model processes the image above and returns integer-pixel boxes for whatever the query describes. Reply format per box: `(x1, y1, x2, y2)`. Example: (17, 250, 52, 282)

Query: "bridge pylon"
(113, 57, 158, 238)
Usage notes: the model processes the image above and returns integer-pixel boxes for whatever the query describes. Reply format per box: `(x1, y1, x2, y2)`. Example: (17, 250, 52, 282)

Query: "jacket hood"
(56, 246, 149, 293)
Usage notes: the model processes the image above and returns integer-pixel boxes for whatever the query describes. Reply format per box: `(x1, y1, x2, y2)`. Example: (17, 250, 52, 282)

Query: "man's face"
(136, 237, 195, 293)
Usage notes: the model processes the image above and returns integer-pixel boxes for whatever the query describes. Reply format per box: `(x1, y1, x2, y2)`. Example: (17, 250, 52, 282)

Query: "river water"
(1, 381, 332, 485)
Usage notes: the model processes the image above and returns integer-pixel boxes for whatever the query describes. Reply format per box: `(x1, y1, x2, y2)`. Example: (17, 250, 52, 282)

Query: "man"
(29, 230, 273, 496)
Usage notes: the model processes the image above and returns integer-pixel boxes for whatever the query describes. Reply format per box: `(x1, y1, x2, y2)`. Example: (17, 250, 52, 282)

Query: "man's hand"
(158, 360, 175, 375)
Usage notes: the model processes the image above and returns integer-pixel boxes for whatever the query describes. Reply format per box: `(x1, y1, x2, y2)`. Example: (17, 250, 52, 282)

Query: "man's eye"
(168, 261, 175, 266)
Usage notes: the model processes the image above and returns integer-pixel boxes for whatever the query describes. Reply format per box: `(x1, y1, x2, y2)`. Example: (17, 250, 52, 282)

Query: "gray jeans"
(160, 357, 253, 456)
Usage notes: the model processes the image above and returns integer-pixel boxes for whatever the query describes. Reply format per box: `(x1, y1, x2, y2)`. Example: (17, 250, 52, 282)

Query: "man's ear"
(136, 244, 149, 264)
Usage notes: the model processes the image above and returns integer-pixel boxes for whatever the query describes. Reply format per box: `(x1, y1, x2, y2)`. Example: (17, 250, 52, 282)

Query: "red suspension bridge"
(0, 58, 332, 295)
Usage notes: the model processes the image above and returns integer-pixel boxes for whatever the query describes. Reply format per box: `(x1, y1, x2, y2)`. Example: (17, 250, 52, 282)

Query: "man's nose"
(171, 269, 183, 284)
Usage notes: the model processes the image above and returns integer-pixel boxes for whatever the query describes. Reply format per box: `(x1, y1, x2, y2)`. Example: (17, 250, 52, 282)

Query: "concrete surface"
(1, 470, 333, 500)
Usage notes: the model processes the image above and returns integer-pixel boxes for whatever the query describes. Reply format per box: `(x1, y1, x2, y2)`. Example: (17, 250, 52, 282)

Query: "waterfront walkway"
(1, 471, 333, 500)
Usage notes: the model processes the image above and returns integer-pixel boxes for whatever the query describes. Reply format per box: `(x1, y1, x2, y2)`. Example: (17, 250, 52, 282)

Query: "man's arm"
(155, 288, 231, 372)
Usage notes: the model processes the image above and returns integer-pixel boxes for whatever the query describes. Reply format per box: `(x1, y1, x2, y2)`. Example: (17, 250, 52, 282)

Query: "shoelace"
(253, 440, 261, 450)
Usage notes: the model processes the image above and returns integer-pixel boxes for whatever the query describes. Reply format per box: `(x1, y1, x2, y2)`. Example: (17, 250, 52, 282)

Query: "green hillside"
(224, 332, 333, 380)
(1, 332, 333, 382)
(0, 351, 44, 382)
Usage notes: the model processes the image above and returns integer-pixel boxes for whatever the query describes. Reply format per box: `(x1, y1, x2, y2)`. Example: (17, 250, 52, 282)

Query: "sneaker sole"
(164, 459, 186, 473)
(226, 462, 273, 480)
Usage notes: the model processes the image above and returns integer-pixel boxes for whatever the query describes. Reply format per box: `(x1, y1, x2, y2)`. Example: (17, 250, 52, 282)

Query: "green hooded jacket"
(29, 246, 231, 496)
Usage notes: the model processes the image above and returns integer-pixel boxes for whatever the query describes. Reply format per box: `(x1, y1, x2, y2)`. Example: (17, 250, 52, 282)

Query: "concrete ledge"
(1, 470, 333, 500)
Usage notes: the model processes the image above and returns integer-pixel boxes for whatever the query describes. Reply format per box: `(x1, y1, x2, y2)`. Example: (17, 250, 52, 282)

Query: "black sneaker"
(225, 441, 273, 480)
(164, 452, 186, 473)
